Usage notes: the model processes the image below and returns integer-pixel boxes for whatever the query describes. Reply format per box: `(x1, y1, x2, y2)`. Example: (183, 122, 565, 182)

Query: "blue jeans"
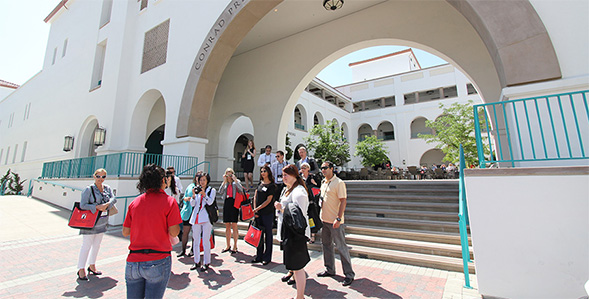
(125, 256, 171, 299)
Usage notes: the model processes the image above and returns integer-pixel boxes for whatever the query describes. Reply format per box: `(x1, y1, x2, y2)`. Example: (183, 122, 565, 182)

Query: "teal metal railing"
(295, 123, 305, 131)
(458, 144, 472, 288)
(177, 160, 210, 177)
(41, 152, 202, 179)
(474, 90, 589, 167)
(0, 180, 7, 195)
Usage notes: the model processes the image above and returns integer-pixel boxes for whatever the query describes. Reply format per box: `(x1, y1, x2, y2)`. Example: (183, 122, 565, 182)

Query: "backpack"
(204, 188, 219, 224)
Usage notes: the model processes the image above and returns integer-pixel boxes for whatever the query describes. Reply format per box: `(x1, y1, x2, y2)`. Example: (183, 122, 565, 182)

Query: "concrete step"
(209, 221, 474, 274)
(346, 193, 458, 202)
(345, 215, 463, 233)
(343, 224, 471, 246)
(345, 200, 458, 212)
(346, 207, 458, 222)
(345, 180, 459, 190)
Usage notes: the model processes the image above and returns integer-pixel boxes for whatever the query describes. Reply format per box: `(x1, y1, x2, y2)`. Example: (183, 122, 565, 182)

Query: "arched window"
(377, 121, 395, 141)
(410, 117, 433, 139)
(313, 112, 324, 127)
(294, 105, 306, 131)
(358, 124, 374, 142)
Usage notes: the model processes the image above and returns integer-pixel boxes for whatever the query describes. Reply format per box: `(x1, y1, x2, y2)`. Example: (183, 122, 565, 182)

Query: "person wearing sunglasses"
(251, 165, 276, 265)
(76, 168, 117, 281)
(316, 161, 355, 287)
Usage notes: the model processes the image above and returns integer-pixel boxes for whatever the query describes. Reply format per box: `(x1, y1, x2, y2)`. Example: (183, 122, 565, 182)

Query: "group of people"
(75, 145, 355, 299)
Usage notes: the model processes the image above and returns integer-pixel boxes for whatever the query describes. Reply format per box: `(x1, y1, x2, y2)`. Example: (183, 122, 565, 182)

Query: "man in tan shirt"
(317, 161, 355, 286)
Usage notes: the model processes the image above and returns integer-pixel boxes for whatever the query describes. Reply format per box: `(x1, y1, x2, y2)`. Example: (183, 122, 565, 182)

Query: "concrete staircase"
(208, 180, 474, 273)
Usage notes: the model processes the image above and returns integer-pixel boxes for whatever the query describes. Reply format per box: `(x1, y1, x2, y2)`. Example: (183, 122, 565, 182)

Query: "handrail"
(41, 152, 203, 179)
(177, 160, 210, 176)
(474, 90, 589, 168)
(458, 144, 472, 288)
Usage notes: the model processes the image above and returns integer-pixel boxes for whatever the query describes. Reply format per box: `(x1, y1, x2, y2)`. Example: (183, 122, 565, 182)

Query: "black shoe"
(221, 247, 231, 253)
(262, 260, 270, 266)
(77, 271, 88, 281)
(281, 272, 293, 282)
(190, 262, 201, 271)
(200, 264, 209, 271)
(251, 259, 262, 263)
(342, 278, 354, 286)
(317, 271, 335, 277)
(177, 251, 186, 257)
(87, 267, 102, 275)
(287, 278, 296, 285)
(187, 251, 194, 257)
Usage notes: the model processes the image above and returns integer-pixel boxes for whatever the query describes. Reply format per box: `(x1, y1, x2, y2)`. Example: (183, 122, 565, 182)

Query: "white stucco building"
(0, 1, 588, 298)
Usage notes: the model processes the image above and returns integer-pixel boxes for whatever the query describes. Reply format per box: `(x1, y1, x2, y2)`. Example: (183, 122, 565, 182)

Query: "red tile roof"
(45, 0, 69, 23)
(0, 79, 20, 89)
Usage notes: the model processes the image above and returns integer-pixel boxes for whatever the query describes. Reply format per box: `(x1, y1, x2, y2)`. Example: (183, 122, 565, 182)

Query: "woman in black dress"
(274, 164, 310, 299)
(241, 139, 256, 190)
(251, 165, 276, 265)
(218, 168, 244, 253)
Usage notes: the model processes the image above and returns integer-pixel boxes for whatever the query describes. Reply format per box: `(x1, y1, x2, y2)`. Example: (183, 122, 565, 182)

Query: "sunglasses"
(320, 166, 329, 170)
(260, 170, 267, 173)
(95, 175, 106, 179)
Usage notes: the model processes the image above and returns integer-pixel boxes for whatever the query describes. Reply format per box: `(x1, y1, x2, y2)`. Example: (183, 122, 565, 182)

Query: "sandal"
(221, 247, 231, 253)
(281, 271, 294, 282)
(87, 267, 102, 275)
(231, 247, 238, 254)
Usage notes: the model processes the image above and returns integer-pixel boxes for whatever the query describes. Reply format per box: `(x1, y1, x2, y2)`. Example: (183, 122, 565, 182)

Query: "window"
(140, 0, 148, 11)
(443, 86, 458, 98)
(21, 142, 27, 162)
(91, 41, 107, 89)
(410, 117, 433, 139)
(100, 0, 113, 27)
(384, 96, 395, 107)
(141, 19, 170, 73)
(467, 83, 478, 95)
(52, 47, 57, 65)
(0, 149, 3, 165)
(23, 103, 31, 121)
(8, 112, 14, 128)
(62, 39, 68, 57)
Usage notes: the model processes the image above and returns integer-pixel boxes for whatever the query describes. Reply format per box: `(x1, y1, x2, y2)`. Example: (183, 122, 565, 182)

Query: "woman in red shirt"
(122, 164, 182, 299)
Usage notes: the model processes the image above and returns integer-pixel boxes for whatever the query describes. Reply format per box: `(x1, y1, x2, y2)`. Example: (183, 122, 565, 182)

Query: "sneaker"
(342, 277, 354, 286)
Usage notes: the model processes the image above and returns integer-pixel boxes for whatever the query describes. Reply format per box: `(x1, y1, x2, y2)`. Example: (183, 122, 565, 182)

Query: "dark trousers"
(256, 213, 274, 262)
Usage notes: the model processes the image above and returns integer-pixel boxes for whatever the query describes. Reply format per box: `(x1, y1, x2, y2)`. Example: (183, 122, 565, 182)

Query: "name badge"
(262, 187, 267, 192)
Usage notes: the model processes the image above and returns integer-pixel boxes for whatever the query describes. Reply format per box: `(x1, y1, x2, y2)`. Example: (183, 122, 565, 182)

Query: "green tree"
(418, 100, 488, 166)
(304, 120, 350, 166)
(355, 135, 389, 168)
(9, 171, 26, 195)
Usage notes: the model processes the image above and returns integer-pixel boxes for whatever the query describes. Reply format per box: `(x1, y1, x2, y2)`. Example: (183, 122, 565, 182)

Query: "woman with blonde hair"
(76, 168, 117, 280)
(218, 168, 244, 253)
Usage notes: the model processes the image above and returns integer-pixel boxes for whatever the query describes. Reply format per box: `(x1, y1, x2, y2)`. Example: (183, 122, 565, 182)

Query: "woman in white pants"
(189, 173, 216, 271)
(77, 168, 117, 280)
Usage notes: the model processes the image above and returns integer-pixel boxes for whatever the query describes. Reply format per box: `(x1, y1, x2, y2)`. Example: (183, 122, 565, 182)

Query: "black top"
(255, 182, 276, 216)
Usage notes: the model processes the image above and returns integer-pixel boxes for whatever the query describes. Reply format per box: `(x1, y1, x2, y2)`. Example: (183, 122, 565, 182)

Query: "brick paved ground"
(0, 195, 481, 298)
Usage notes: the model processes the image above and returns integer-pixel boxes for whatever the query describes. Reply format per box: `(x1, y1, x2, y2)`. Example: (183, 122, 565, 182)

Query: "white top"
(257, 153, 277, 167)
(189, 186, 216, 225)
(276, 185, 310, 241)
(165, 187, 182, 204)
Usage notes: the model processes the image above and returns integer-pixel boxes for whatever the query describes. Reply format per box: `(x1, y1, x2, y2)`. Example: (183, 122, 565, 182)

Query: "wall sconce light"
(94, 127, 106, 146)
(63, 136, 74, 152)
(323, 0, 344, 11)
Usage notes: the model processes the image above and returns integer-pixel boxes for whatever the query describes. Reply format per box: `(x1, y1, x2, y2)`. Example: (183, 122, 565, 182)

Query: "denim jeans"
(125, 256, 171, 299)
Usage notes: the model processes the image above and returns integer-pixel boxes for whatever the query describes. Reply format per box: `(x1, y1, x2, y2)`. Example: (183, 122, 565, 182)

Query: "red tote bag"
(244, 222, 262, 247)
(234, 192, 249, 209)
(68, 202, 101, 229)
(240, 203, 254, 221)
(311, 188, 321, 197)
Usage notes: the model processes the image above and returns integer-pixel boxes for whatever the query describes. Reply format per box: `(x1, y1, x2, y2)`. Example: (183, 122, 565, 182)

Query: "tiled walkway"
(0, 195, 481, 298)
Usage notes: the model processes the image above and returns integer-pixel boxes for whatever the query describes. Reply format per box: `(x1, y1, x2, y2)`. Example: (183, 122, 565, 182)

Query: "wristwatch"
(336, 217, 341, 222)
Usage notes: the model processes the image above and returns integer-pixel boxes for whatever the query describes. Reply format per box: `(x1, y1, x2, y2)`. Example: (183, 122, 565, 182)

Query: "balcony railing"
(474, 90, 589, 167)
(41, 152, 204, 179)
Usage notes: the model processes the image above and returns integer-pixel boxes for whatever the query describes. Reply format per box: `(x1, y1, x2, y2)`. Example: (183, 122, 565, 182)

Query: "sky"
(0, 0, 446, 87)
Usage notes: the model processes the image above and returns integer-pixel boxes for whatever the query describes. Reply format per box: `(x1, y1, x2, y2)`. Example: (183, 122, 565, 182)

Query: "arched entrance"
(77, 117, 99, 158)
(420, 148, 447, 167)
(145, 125, 165, 155)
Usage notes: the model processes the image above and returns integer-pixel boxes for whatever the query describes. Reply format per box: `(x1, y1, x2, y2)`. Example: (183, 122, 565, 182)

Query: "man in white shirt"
(257, 145, 277, 168)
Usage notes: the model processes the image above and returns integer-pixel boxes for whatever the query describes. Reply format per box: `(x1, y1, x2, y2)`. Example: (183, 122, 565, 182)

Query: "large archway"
(177, 0, 560, 143)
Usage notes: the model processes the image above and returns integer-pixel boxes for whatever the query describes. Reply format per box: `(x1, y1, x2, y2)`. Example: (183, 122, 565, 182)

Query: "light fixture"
(323, 0, 343, 11)
(94, 127, 106, 146)
(63, 136, 74, 152)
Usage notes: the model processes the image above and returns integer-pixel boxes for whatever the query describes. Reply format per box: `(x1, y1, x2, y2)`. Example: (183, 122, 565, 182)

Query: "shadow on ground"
(62, 276, 118, 298)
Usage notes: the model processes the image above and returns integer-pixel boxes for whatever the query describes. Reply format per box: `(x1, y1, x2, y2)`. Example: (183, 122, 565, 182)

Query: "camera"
(194, 185, 203, 194)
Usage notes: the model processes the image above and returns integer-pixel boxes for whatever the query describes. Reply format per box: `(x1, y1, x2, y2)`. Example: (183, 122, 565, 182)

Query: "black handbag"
(204, 188, 218, 224)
